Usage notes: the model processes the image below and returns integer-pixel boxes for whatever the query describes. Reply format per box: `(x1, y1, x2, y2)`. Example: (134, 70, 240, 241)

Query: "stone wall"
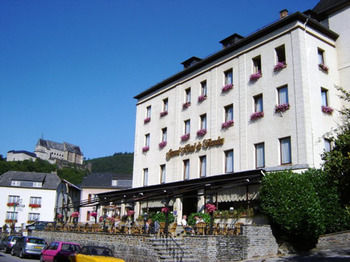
(316, 230, 350, 250)
(33, 225, 278, 262)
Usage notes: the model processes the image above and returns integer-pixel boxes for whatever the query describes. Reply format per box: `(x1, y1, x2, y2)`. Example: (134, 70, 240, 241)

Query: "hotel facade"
(98, 1, 350, 223)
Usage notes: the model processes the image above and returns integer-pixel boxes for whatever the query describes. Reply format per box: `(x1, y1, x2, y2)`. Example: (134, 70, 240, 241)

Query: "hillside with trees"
(85, 152, 133, 174)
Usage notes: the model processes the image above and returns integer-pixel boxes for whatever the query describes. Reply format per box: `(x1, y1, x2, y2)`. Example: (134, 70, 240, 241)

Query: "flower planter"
(250, 72, 262, 81)
(222, 84, 233, 93)
(221, 120, 234, 129)
(250, 111, 264, 121)
(274, 62, 287, 72)
(7, 203, 16, 207)
(159, 141, 167, 149)
(160, 111, 168, 117)
(319, 63, 329, 73)
(322, 105, 333, 114)
(197, 129, 207, 137)
(144, 117, 151, 124)
(5, 219, 17, 223)
(198, 95, 207, 103)
(182, 102, 191, 109)
(275, 103, 290, 113)
(29, 204, 41, 208)
(181, 133, 190, 142)
(142, 146, 150, 152)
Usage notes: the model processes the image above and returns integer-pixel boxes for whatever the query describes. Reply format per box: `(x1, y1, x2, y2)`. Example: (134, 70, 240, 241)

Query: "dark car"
(41, 241, 81, 262)
(2, 235, 20, 253)
(11, 236, 46, 258)
(26, 221, 52, 231)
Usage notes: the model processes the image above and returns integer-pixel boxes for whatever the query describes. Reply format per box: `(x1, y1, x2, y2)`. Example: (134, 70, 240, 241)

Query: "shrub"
(188, 212, 211, 226)
(151, 212, 175, 224)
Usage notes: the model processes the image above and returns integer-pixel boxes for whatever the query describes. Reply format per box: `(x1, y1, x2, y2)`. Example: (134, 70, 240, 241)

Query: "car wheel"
(10, 248, 15, 256)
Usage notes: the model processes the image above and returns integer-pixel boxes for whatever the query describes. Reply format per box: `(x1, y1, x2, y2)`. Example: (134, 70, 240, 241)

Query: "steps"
(149, 237, 200, 262)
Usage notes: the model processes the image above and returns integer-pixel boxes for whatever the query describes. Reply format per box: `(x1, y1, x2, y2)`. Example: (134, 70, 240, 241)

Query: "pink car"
(40, 241, 81, 262)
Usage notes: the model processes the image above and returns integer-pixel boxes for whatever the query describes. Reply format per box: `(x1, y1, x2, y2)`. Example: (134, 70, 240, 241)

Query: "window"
(275, 45, 286, 63)
(255, 143, 265, 168)
(280, 137, 291, 164)
(200, 114, 207, 130)
(277, 86, 288, 105)
(8, 195, 20, 204)
(200, 80, 207, 96)
(185, 88, 191, 103)
(11, 180, 42, 187)
(318, 48, 325, 65)
(29, 197, 41, 205)
(324, 138, 332, 152)
(143, 168, 148, 186)
(252, 56, 262, 73)
(145, 134, 150, 147)
(6, 211, 18, 221)
(183, 159, 190, 180)
(225, 104, 234, 122)
(160, 164, 166, 184)
(224, 69, 233, 85)
(225, 150, 234, 173)
(146, 106, 151, 118)
(321, 88, 328, 107)
(28, 213, 40, 221)
(163, 98, 168, 112)
(254, 94, 263, 112)
(199, 155, 207, 177)
(112, 179, 118, 186)
(184, 119, 190, 135)
(161, 128, 167, 142)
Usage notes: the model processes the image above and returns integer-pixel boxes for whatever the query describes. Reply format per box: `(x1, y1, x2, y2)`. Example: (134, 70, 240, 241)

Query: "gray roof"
(80, 173, 132, 189)
(313, 0, 350, 15)
(7, 150, 37, 158)
(37, 139, 82, 155)
(0, 171, 61, 190)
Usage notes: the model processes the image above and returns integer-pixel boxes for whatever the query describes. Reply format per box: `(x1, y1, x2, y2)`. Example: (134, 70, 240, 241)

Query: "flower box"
(142, 146, 149, 152)
(159, 141, 167, 149)
(29, 203, 41, 208)
(182, 102, 191, 109)
(5, 219, 17, 223)
(319, 63, 329, 73)
(7, 203, 17, 207)
(274, 61, 287, 72)
(275, 103, 290, 113)
(181, 133, 190, 142)
(198, 95, 207, 103)
(221, 120, 234, 129)
(222, 83, 233, 93)
(250, 72, 262, 81)
(250, 111, 264, 121)
(322, 105, 333, 114)
(160, 111, 168, 117)
(197, 129, 207, 137)
(144, 117, 151, 124)
(27, 220, 35, 224)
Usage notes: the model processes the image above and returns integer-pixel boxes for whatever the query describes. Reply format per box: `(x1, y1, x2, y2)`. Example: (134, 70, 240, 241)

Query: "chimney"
(280, 9, 288, 19)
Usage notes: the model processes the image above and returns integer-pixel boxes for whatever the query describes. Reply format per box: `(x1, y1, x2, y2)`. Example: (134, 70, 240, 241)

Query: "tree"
(322, 86, 350, 205)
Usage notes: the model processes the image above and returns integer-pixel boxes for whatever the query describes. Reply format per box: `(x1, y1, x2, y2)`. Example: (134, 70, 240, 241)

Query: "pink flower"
(160, 111, 168, 117)
(205, 203, 216, 213)
(274, 62, 286, 72)
(161, 207, 170, 213)
(159, 141, 167, 149)
(319, 63, 328, 73)
(181, 133, 190, 142)
(197, 129, 207, 137)
(198, 95, 207, 103)
(182, 102, 191, 109)
(322, 105, 333, 114)
(144, 117, 151, 124)
(275, 103, 290, 113)
(221, 120, 234, 129)
(250, 72, 262, 81)
(250, 111, 264, 121)
(222, 83, 233, 93)
(142, 146, 149, 152)
(71, 211, 79, 218)
(91, 212, 97, 217)
(57, 214, 63, 219)
(127, 210, 135, 217)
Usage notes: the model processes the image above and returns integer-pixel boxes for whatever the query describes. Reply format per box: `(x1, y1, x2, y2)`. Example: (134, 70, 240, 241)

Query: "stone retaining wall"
(33, 225, 278, 262)
(316, 230, 350, 250)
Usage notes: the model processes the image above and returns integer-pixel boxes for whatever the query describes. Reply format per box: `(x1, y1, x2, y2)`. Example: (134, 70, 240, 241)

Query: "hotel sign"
(166, 137, 224, 161)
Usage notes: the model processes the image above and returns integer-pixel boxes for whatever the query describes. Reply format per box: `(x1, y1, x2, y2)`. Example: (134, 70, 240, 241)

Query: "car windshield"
(62, 244, 80, 252)
(82, 246, 113, 256)
(28, 238, 45, 244)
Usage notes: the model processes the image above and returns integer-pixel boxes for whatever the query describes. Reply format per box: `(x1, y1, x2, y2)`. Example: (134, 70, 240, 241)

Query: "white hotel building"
(99, 0, 350, 222)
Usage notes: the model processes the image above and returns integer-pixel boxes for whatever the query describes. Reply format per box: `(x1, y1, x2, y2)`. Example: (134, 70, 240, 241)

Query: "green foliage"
(57, 168, 87, 185)
(151, 212, 175, 223)
(188, 212, 211, 226)
(86, 153, 133, 174)
(259, 169, 350, 250)
(0, 159, 56, 175)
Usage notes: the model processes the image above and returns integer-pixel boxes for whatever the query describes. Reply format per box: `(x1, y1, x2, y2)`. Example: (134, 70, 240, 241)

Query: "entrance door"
(182, 191, 198, 216)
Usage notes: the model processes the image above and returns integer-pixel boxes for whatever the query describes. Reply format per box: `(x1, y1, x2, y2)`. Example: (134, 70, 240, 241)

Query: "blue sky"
(0, 0, 320, 159)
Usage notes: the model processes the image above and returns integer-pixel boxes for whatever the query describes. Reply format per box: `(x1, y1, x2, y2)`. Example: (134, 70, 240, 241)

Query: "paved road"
(0, 251, 39, 262)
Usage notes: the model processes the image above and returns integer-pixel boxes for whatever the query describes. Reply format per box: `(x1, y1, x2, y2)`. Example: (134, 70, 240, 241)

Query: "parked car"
(2, 235, 20, 253)
(11, 236, 46, 258)
(69, 246, 125, 262)
(26, 221, 53, 231)
(41, 241, 81, 262)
